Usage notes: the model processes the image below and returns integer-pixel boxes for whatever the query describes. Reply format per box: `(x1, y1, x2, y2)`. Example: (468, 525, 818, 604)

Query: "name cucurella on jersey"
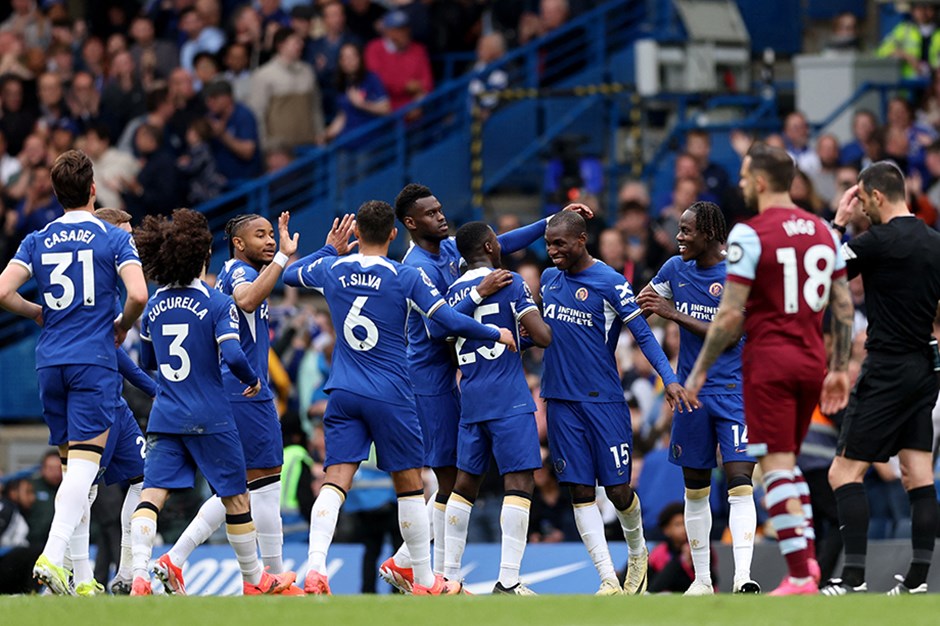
(338, 273, 383, 290)
(148, 296, 209, 322)
(543, 303, 593, 326)
(43, 229, 97, 248)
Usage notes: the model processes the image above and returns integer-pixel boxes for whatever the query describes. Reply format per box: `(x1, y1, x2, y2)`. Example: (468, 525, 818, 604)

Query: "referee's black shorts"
(837, 351, 939, 463)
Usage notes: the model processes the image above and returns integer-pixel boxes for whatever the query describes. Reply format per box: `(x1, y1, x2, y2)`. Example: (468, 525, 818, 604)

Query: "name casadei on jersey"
(41, 228, 98, 248)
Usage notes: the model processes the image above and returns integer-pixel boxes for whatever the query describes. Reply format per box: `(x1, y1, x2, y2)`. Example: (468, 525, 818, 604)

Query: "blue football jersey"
(650, 256, 742, 394)
(295, 253, 449, 405)
(11, 210, 140, 370)
(216, 258, 273, 403)
(446, 269, 538, 423)
(540, 261, 645, 403)
(140, 280, 240, 434)
(401, 238, 463, 395)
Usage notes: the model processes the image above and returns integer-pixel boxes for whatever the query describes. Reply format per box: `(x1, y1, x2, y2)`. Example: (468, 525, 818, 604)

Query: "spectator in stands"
(122, 123, 182, 219)
(129, 15, 178, 81)
(685, 130, 735, 206)
(48, 117, 77, 159)
(364, 10, 432, 112)
(47, 42, 75, 86)
(324, 42, 389, 146)
(4, 134, 47, 206)
(841, 111, 880, 167)
(828, 164, 861, 219)
(222, 42, 254, 103)
(83, 123, 139, 211)
(177, 117, 226, 205)
(308, 1, 360, 122)
(79, 36, 106, 86)
(809, 133, 841, 204)
(646, 502, 713, 593)
(0, 78, 31, 161)
(0, 0, 51, 50)
(615, 200, 666, 290)
(179, 7, 225, 72)
(519, 0, 569, 46)
(877, 2, 940, 79)
(193, 50, 221, 90)
(167, 68, 207, 154)
(0, 477, 40, 595)
(249, 27, 324, 149)
(230, 4, 266, 69)
(66, 71, 102, 134)
(923, 140, 940, 209)
(116, 86, 175, 155)
(26, 450, 60, 548)
(783, 111, 820, 174)
(790, 169, 827, 218)
(203, 79, 262, 181)
(468, 33, 509, 115)
(0, 130, 22, 195)
(259, 0, 291, 34)
(36, 72, 70, 135)
(528, 456, 578, 543)
(825, 12, 860, 52)
(4, 163, 60, 249)
(345, 0, 386, 44)
(654, 153, 718, 215)
(598, 227, 627, 278)
(885, 95, 936, 177)
(100, 51, 147, 146)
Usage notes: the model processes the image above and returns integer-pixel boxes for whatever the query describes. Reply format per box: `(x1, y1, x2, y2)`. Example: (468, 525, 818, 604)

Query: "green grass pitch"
(3, 594, 940, 626)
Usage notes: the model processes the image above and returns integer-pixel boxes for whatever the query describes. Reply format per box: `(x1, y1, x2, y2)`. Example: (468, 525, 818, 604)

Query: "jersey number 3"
(160, 324, 191, 382)
(41, 250, 95, 310)
(775, 244, 835, 314)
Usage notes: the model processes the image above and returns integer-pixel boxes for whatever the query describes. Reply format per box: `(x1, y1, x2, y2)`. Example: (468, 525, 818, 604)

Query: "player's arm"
(451, 270, 513, 316)
(220, 337, 261, 395)
(139, 337, 156, 371)
(832, 184, 868, 280)
(496, 203, 593, 254)
(0, 263, 41, 323)
(685, 280, 748, 400)
(233, 211, 299, 313)
(821, 235, 854, 414)
(117, 347, 158, 397)
(519, 308, 551, 348)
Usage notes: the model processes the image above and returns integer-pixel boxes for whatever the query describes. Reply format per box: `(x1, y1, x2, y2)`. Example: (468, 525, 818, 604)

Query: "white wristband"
(273, 252, 289, 268)
(469, 287, 484, 305)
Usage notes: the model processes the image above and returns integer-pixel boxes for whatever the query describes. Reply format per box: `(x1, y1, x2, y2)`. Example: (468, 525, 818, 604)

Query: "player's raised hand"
(278, 211, 299, 257)
(664, 382, 696, 413)
(637, 290, 674, 320)
(326, 214, 358, 255)
(562, 203, 594, 219)
(820, 370, 850, 415)
(243, 378, 262, 398)
(834, 184, 859, 228)
(496, 327, 518, 352)
(477, 268, 512, 297)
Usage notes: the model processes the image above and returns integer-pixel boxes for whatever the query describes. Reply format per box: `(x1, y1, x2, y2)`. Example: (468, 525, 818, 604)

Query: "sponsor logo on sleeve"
(727, 243, 744, 264)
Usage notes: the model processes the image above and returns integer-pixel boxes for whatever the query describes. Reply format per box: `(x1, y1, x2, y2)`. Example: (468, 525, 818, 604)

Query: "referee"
(822, 161, 940, 596)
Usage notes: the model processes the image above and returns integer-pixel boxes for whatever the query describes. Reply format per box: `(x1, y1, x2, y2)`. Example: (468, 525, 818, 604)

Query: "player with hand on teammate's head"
(539, 210, 692, 596)
(685, 142, 853, 596)
(637, 202, 760, 595)
(156, 210, 350, 595)
(440, 221, 551, 595)
(0, 150, 148, 595)
(128, 208, 297, 597)
(283, 200, 516, 596)
(385, 183, 591, 588)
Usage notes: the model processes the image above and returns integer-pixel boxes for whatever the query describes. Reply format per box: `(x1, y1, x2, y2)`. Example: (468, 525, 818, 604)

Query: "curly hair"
(223, 213, 263, 257)
(135, 208, 213, 286)
(394, 183, 432, 224)
(687, 201, 727, 244)
(455, 221, 492, 260)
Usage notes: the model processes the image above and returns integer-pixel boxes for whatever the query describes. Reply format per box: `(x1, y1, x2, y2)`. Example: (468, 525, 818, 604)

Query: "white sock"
(70, 485, 98, 586)
(684, 489, 712, 585)
(399, 495, 434, 587)
(306, 485, 344, 575)
(728, 490, 757, 582)
(226, 516, 262, 586)
(573, 501, 616, 582)
(168, 495, 226, 567)
(250, 480, 284, 573)
(130, 508, 157, 580)
(433, 499, 447, 576)
(118, 483, 142, 580)
(44, 456, 100, 564)
(391, 494, 435, 569)
(498, 495, 531, 588)
(615, 493, 646, 554)
(443, 494, 472, 581)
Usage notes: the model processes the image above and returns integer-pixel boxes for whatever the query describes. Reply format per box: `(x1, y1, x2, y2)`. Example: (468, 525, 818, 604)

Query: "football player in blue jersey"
(636, 202, 759, 595)
(539, 211, 694, 595)
(283, 200, 517, 596)
(128, 208, 297, 596)
(440, 221, 552, 595)
(384, 183, 591, 588)
(157, 212, 355, 594)
(0, 150, 148, 595)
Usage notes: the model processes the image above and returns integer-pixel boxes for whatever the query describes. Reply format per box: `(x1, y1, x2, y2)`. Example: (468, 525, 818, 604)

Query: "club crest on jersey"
(672, 443, 682, 459)
(727, 243, 743, 264)
(575, 287, 589, 301)
(229, 304, 240, 324)
(449, 261, 458, 277)
(554, 458, 567, 474)
(709, 282, 723, 297)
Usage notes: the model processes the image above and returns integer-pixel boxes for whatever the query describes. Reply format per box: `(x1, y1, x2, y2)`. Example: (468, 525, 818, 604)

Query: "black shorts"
(837, 352, 939, 463)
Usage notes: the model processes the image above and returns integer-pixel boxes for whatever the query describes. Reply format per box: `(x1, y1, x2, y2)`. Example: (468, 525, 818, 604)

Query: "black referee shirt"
(842, 215, 940, 355)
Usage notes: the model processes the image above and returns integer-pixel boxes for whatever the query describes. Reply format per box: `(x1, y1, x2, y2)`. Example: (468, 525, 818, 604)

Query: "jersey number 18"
(775, 244, 835, 314)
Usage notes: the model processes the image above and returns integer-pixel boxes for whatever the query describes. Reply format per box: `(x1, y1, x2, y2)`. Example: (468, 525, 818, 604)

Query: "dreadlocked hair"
(224, 213, 263, 257)
(688, 201, 727, 244)
(135, 208, 213, 286)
